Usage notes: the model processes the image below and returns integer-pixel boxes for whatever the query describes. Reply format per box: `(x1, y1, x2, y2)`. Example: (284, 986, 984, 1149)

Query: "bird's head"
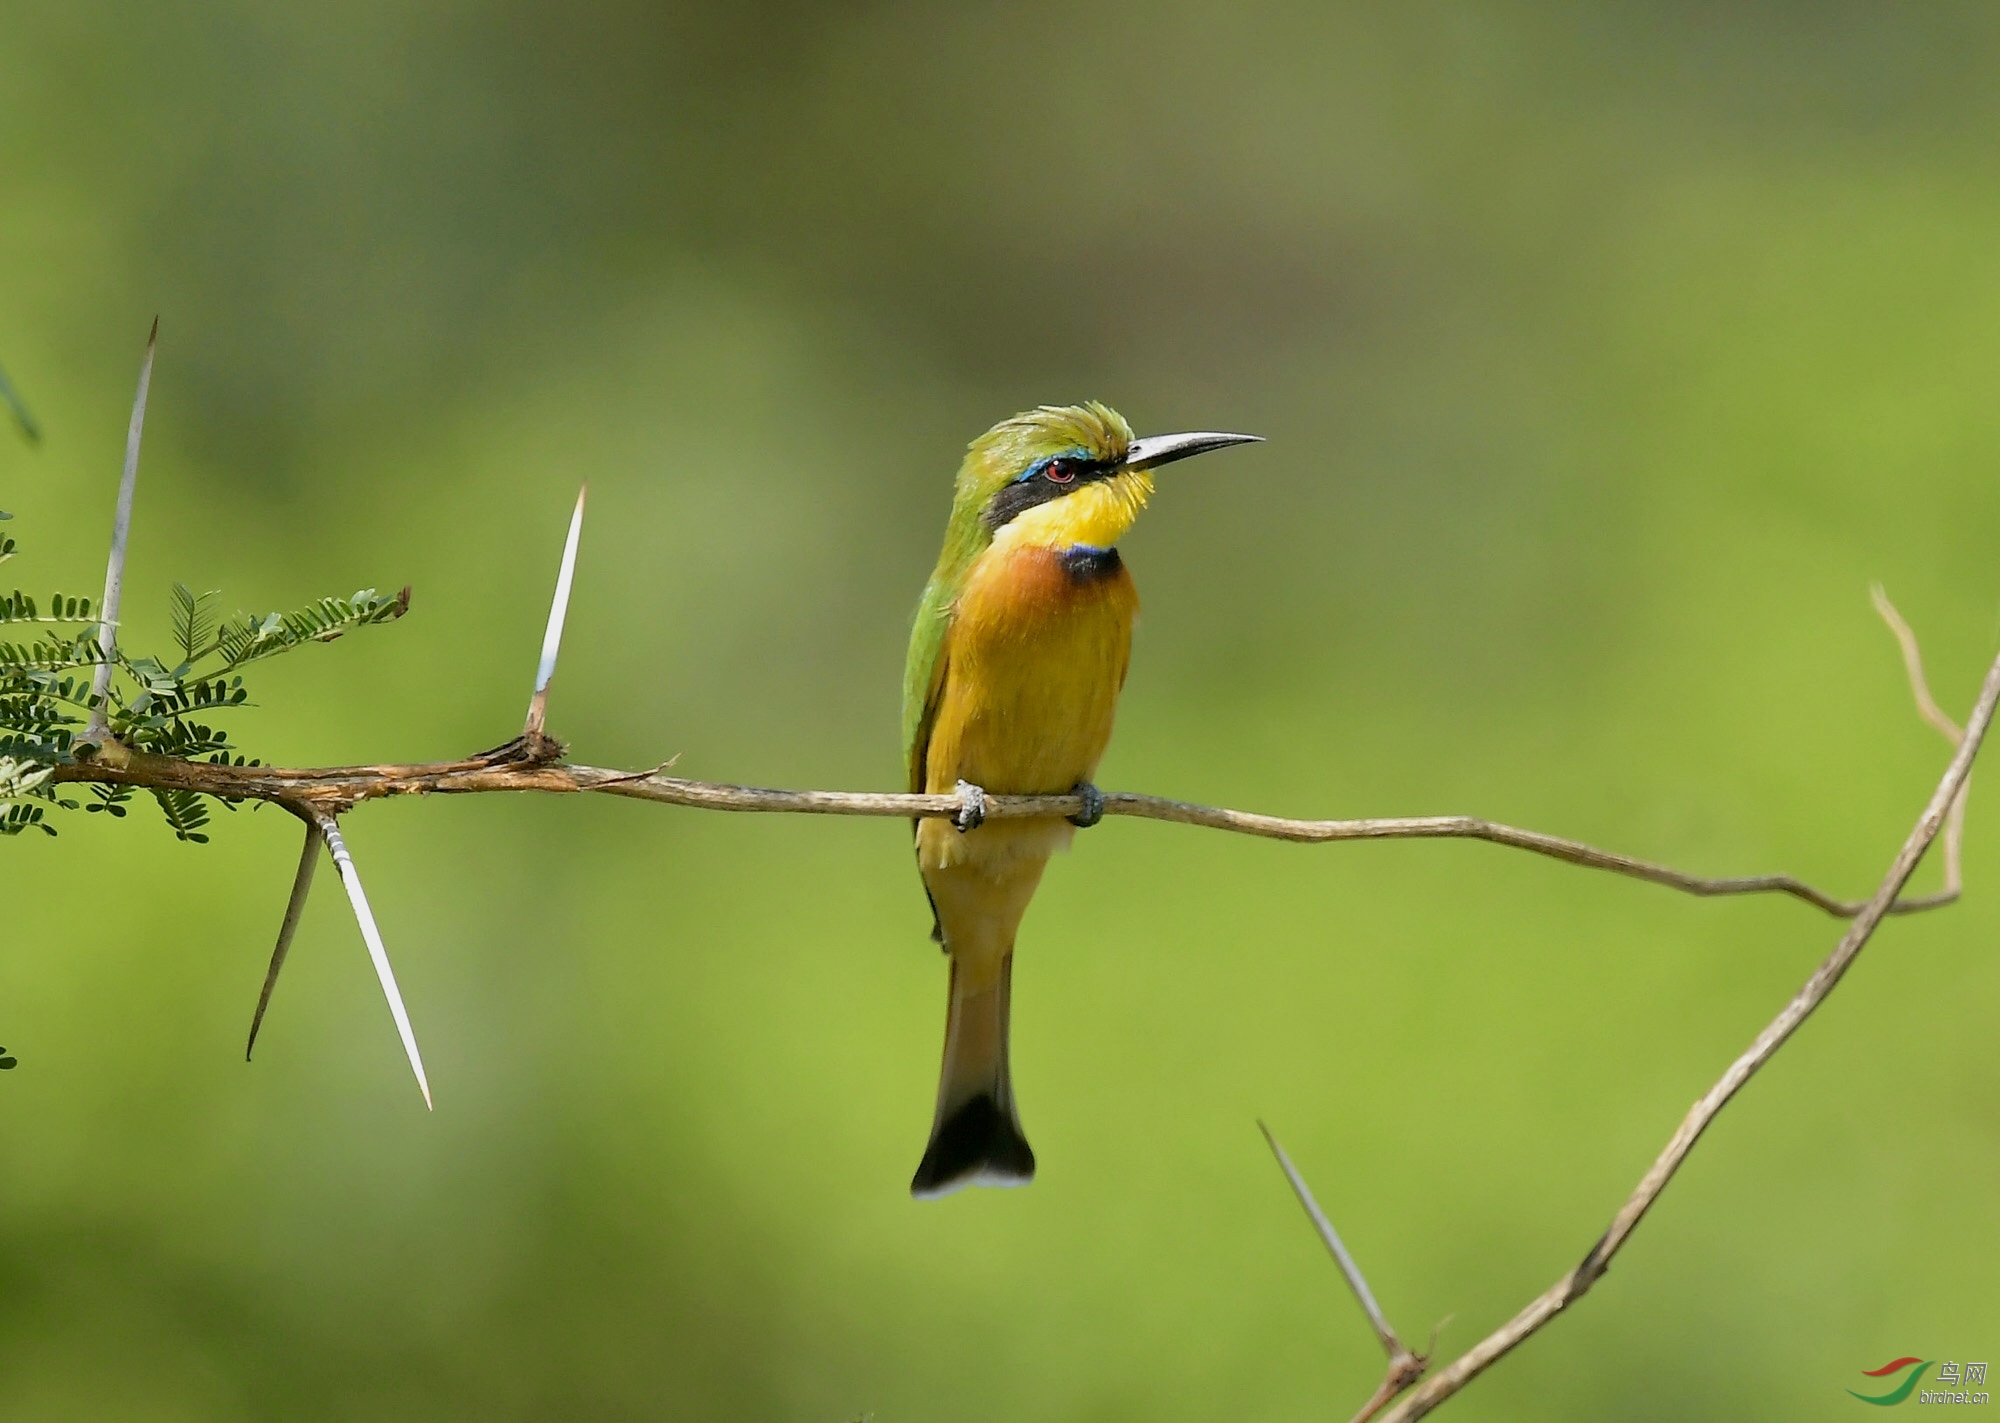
(947, 402, 1261, 555)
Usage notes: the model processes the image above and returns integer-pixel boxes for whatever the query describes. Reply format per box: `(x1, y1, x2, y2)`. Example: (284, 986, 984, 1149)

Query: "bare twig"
(1261, 1122, 1429, 1423)
(1874, 584, 1969, 896)
(523, 485, 586, 746)
(314, 812, 432, 1109)
(1872, 585, 1964, 743)
(41, 751, 1959, 922)
(245, 816, 321, 1060)
(83, 318, 156, 747)
(1347, 1361, 1431, 1423)
(1372, 636, 2000, 1422)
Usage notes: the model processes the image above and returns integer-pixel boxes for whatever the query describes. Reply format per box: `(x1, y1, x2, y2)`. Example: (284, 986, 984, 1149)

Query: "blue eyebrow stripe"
(1014, 447, 1091, 482)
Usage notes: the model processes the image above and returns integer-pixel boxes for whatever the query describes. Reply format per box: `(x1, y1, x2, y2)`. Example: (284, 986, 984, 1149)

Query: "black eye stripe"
(983, 454, 1118, 531)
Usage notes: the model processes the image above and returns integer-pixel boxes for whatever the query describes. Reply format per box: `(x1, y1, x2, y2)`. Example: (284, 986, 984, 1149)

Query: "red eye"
(1045, 460, 1076, 484)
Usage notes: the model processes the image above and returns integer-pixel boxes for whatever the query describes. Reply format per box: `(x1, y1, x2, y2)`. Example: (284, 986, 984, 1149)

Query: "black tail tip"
(909, 1094, 1035, 1199)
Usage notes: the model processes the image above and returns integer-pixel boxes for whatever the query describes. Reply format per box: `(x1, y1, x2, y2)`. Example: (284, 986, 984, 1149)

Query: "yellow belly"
(917, 543, 1137, 876)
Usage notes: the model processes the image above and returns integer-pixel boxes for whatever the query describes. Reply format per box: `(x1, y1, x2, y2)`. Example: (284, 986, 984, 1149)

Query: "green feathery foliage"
(0, 520, 407, 841)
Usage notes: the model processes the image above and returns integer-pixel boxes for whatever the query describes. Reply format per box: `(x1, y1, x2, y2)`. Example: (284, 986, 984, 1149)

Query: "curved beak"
(1119, 430, 1263, 471)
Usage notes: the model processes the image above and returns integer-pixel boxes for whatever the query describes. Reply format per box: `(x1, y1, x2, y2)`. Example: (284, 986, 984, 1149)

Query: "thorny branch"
(23, 328, 1988, 1418)
(49, 687, 1966, 917)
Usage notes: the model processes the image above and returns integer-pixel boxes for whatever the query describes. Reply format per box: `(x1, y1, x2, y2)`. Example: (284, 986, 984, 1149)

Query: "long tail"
(910, 952, 1034, 1198)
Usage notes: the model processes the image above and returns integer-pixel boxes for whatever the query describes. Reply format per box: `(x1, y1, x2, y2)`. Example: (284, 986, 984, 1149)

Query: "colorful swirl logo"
(1850, 1358, 1933, 1406)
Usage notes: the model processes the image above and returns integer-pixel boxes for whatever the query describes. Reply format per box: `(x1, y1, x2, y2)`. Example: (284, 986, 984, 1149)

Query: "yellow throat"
(988, 468, 1155, 553)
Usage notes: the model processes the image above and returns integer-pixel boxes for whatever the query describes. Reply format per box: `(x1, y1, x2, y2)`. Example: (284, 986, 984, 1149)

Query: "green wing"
(903, 458, 994, 798)
(902, 575, 956, 795)
(903, 573, 959, 944)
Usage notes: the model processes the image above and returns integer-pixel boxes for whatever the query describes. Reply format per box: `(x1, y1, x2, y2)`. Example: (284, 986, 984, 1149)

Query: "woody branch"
(48, 685, 1966, 921)
(38, 329, 1985, 1418)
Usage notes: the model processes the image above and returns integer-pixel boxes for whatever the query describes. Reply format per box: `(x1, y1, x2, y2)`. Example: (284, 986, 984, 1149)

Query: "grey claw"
(1069, 781, 1105, 828)
(953, 779, 987, 833)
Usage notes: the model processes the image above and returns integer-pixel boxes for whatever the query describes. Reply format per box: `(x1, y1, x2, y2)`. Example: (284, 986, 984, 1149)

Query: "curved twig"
(1369, 635, 2000, 1422)
(1873, 582, 1970, 896)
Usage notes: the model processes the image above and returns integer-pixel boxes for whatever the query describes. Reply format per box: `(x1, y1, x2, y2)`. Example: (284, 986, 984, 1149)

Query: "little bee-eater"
(903, 402, 1260, 1198)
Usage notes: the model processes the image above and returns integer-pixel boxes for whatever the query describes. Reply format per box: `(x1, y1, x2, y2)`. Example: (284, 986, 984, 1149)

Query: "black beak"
(1119, 430, 1264, 471)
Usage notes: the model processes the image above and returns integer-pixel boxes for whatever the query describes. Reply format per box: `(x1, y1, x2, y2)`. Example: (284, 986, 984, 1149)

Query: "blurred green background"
(4, 3, 1999, 1418)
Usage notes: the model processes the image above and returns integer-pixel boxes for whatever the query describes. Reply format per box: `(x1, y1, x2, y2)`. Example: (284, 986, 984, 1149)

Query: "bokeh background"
(4, 4, 1999, 1418)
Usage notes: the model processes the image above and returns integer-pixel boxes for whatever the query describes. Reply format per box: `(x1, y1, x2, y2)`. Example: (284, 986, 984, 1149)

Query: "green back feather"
(901, 402, 1134, 790)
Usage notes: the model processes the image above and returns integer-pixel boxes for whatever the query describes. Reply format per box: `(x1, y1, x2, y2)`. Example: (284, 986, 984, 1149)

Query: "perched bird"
(902, 402, 1260, 1198)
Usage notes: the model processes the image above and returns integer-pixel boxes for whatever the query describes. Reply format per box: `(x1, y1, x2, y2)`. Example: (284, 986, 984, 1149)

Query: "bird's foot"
(952, 780, 988, 834)
(1068, 781, 1105, 828)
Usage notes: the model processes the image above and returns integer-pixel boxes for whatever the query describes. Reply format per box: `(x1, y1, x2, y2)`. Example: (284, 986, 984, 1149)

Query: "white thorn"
(85, 318, 157, 745)
(526, 486, 587, 734)
(316, 815, 433, 1110)
(1260, 1121, 1400, 1354)
(246, 819, 322, 1060)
